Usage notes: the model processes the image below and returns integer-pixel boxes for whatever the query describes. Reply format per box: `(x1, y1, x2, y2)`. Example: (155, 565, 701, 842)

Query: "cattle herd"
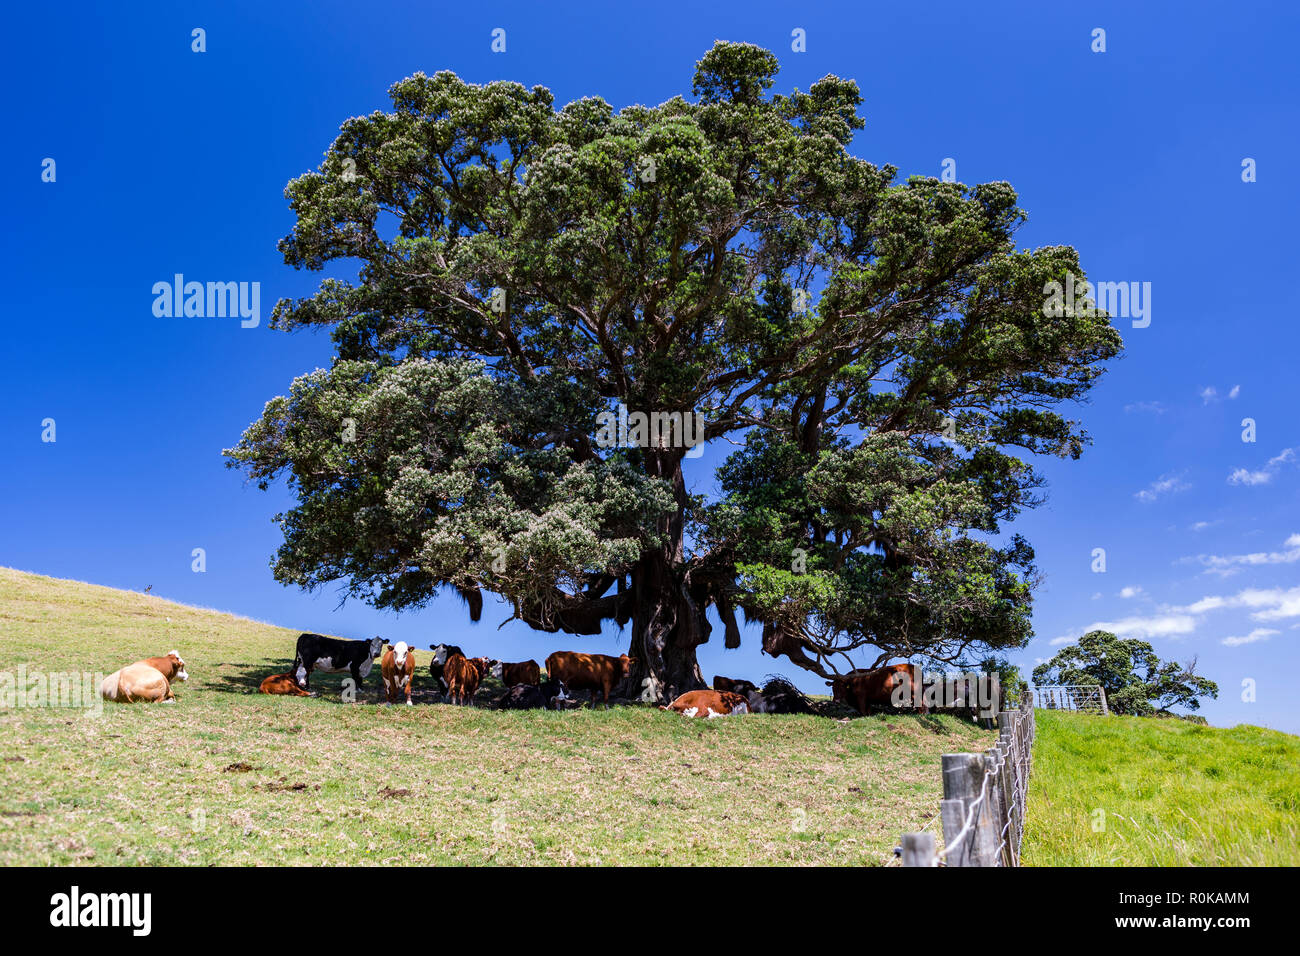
(100, 634, 953, 719)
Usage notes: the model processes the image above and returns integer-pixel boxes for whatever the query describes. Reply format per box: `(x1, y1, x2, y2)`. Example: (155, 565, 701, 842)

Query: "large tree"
(1033, 630, 1220, 716)
(226, 42, 1122, 701)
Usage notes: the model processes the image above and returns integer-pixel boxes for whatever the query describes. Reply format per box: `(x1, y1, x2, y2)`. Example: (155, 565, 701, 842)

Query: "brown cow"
(827, 663, 927, 715)
(101, 663, 174, 703)
(381, 642, 416, 706)
(544, 652, 631, 708)
(662, 689, 749, 718)
(260, 672, 313, 696)
(490, 659, 540, 686)
(138, 650, 189, 684)
(444, 653, 489, 705)
(712, 675, 759, 697)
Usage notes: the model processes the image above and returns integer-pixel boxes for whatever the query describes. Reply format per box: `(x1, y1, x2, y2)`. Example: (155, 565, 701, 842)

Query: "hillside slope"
(1023, 709, 1300, 865)
(0, 567, 993, 866)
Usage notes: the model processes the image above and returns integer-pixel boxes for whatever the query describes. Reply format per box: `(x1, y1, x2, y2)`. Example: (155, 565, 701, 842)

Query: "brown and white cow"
(139, 650, 188, 684)
(382, 642, 417, 706)
(544, 651, 631, 708)
(490, 659, 540, 687)
(827, 663, 927, 715)
(443, 653, 489, 706)
(101, 663, 175, 703)
(662, 689, 749, 718)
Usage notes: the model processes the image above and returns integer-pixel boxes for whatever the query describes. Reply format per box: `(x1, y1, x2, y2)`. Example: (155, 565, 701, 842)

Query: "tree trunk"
(614, 448, 709, 704)
(616, 553, 709, 704)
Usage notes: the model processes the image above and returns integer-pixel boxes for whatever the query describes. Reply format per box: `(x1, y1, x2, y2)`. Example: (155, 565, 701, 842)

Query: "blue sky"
(4, 1, 1298, 732)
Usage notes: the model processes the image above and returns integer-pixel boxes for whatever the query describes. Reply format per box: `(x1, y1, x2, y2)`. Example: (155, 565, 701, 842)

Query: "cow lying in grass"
(100, 651, 188, 704)
(260, 672, 313, 696)
(494, 678, 569, 710)
(662, 689, 749, 718)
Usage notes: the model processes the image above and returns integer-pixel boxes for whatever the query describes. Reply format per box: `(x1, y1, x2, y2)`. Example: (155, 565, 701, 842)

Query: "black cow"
(428, 644, 465, 696)
(748, 677, 815, 714)
(493, 678, 569, 710)
(292, 634, 385, 691)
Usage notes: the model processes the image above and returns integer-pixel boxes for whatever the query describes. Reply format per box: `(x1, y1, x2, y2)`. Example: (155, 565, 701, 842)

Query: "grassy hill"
(1022, 710, 1300, 865)
(0, 567, 994, 866)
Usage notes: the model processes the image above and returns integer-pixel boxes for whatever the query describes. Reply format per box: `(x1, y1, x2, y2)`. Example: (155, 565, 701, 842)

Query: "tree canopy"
(225, 41, 1123, 701)
(1032, 630, 1219, 716)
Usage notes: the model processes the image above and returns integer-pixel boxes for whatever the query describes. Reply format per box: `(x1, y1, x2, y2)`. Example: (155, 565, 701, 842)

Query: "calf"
(101, 663, 174, 703)
(712, 675, 758, 697)
(381, 642, 416, 706)
(292, 634, 385, 692)
(260, 672, 313, 697)
(544, 651, 631, 708)
(490, 659, 540, 687)
(662, 689, 749, 718)
(827, 663, 927, 715)
(494, 678, 569, 710)
(443, 653, 489, 705)
(428, 643, 465, 696)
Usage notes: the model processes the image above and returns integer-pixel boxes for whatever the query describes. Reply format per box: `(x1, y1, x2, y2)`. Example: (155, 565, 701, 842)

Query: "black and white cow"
(428, 643, 465, 696)
(292, 634, 385, 691)
(493, 678, 570, 711)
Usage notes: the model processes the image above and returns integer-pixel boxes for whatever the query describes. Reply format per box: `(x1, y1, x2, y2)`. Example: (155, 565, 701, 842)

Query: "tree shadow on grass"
(205, 657, 516, 708)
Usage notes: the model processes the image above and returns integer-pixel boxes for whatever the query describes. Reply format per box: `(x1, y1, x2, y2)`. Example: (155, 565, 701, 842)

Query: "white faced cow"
(292, 634, 385, 693)
(381, 641, 416, 706)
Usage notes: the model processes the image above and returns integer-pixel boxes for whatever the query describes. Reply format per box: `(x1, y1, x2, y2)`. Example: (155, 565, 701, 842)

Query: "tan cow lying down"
(260, 672, 313, 696)
(100, 650, 189, 704)
(661, 689, 749, 718)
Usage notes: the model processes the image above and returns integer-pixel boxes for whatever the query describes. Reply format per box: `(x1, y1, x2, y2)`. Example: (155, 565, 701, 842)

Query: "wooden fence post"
(940, 752, 997, 866)
(900, 831, 935, 867)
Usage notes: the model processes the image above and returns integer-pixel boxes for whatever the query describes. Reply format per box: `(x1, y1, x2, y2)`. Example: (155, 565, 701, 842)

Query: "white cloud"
(1135, 473, 1190, 503)
(1084, 613, 1198, 640)
(1229, 447, 1297, 487)
(1048, 636, 1073, 646)
(1186, 533, 1300, 576)
(1200, 385, 1241, 404)
(1189, 520, 1217, 532)
(1119, 586, 1144, 598)
(1228, 467, 1273, 486)
(1171, 586, 1300, 623)
(1222, 628, 1279, 647)
(1124, 401, 1166, 415)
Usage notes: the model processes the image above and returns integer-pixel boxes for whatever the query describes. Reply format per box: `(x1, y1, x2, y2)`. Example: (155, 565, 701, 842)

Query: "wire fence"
(1032, 684, 1109, 714)
(897, 692, 1037, 867)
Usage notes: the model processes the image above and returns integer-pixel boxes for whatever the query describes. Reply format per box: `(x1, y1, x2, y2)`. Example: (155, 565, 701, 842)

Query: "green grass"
(1022, 709, 1300, 866)
(0, 567, 994, 866)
